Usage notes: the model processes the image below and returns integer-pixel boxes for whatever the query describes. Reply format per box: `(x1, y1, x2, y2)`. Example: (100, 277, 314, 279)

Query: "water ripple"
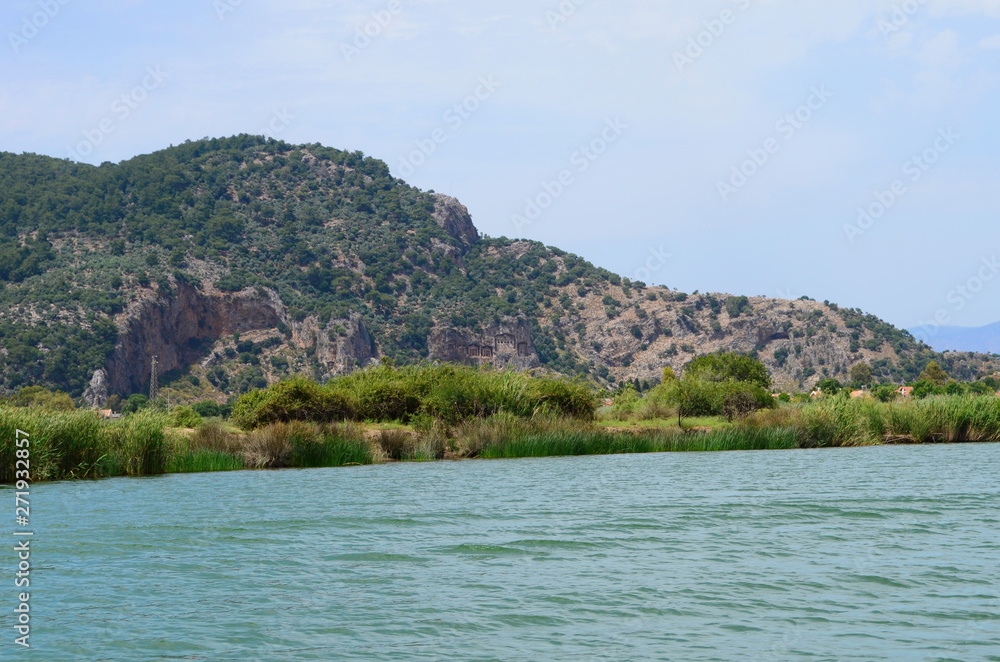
(5, 444, 999, 661)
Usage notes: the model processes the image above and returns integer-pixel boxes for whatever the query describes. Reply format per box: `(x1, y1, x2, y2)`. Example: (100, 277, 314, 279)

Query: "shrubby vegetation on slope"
(1, 137, 996, 399)
(0, 137, 623, 395)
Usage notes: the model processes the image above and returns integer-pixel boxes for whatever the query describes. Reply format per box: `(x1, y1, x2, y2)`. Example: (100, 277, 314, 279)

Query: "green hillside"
(0, 136, 993, 401)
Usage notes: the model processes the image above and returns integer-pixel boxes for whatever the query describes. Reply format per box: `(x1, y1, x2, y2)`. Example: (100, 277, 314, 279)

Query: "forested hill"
(0, 135, 994, 401)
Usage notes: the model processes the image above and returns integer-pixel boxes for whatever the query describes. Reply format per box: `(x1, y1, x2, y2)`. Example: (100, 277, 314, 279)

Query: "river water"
(7, 444, 1000, 661)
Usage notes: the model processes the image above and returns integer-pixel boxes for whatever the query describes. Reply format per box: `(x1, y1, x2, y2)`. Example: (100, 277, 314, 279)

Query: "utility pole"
(149, 355, 158, 401)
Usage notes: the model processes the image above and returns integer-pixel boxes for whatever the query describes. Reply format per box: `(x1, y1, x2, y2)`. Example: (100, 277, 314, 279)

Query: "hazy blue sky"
(2, 0, 999, 334)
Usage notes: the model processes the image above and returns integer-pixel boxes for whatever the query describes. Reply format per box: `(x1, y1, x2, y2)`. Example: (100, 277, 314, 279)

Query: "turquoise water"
(6, 444, 1000, 661)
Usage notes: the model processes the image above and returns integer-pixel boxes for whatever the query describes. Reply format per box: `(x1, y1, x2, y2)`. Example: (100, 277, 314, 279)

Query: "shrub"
(685, 352, 771, 388)
(170, 405, 203, 429)
(724, 389, 765, 421)
(122, 394, 149, 414)
(376, 429, 416, 460)
(8, 386, 75, 411)
(725, 295, 752, 317)
(526, 378, 596, 419)
(287, 423, 371, 468)
(230, 378, 354, 430)
(192, 400, 223, 418)
(660, 378, 774, 421)
(242, 423, 294, 468)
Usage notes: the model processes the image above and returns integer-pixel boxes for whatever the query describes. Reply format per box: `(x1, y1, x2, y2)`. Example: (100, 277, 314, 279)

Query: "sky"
(2, 0, 999, 337)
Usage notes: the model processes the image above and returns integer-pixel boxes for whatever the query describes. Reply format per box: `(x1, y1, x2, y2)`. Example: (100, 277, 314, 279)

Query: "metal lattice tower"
(149, 355, 158, 401)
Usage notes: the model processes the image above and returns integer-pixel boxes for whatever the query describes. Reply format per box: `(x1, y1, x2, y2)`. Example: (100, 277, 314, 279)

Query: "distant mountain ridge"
(907, 322, 1000, 355)
(1, 135, 998, 403)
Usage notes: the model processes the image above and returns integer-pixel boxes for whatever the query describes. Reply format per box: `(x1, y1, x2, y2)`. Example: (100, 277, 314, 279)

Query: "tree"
(122, 393, 149, 414)
(664, 373, 774, 426)
(662, 366, 677, 382)
(170, 405, 203, 429)
(911, 380, 938, 399)
(725, 295, 752, 317)
(8, 386, 74, 411)
(918, 361, 949, 386)
(872, 385, 897, 402)
(849, 362, 873, 387)
(945, 381, 964, 395)
(684, 352, 771, 388)
(192, 400, 223, 417)
(671, 377, 720, 426)
(967, 381, 992, 395)
(723, 388, 771, 422)
(816, 378, 843, 395)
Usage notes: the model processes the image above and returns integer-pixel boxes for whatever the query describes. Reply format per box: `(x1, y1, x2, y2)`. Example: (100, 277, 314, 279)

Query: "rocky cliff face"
(288, 313, 379, 379)
(99, 275, 996, 399)
(432, 194, 479, 249)
(557, 290, 998, 390)
(103, 281, 378, 396)
(105, 282, 284, 395)
(428, 319, 540, 371)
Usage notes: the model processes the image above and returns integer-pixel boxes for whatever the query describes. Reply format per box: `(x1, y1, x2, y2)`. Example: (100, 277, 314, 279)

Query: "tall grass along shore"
(4, 366, 1000, 483)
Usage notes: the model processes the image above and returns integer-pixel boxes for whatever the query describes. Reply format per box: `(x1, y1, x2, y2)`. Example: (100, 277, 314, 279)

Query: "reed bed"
(1, 410, 375, 482)
(742, 395, 1000, 446)
(0, 407, 170, 482)
(166, 450, 246, 474)
(374, 429, 445, 462)
(5, 395, 1000, 483)
(452, 417, 798, 459)
(178, 421, 374, 470)
(670, 427, 799, 452)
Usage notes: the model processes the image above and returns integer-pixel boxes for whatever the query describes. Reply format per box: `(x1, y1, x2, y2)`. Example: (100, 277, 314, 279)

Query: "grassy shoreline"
(3, 394, 1000, 483)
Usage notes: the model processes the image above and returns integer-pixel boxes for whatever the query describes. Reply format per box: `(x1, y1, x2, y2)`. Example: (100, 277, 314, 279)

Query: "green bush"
(170, 405, 203, 429)
(230, 378, 354, 430)
(192, 400, 223, 418)
(123, 394, 149, 414)
(527, 377, 596, 419)
(232, 364, 597, 429)
(684, 351, 771, 388)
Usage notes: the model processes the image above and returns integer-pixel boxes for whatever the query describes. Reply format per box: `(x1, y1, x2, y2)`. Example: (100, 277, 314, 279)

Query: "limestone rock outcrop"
(105, 283, 284, 395)
(432, 194, 479, 249)
(82, 369, 109, 408)
(103, 281, 379, 395)
(429, 319, 540, 370)
(289, 313, 379, 379)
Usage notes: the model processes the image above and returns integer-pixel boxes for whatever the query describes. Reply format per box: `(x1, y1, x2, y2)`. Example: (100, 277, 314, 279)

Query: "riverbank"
(4, 395, 1000, 483)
